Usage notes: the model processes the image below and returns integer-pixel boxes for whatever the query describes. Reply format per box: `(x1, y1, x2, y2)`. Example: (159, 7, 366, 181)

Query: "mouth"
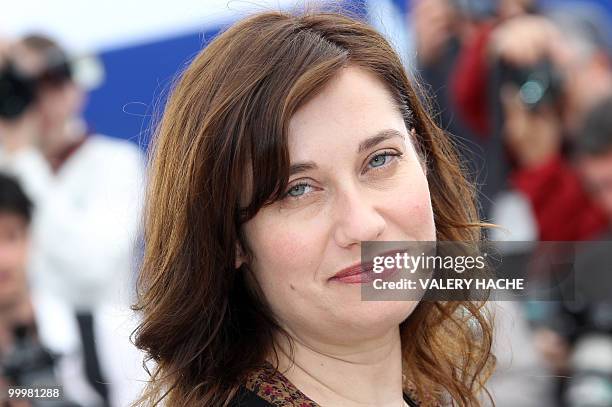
(329, 249, 404, 284)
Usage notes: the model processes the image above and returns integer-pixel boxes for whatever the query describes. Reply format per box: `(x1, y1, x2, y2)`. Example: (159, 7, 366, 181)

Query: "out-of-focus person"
(0, 172, 107, 407)
(457, 1, 612, 142)
(481, 300, 555, 407)
(0, 174, 33, 376)
(412, 0, 535, 80)
(411, 6, 561, 406)
(410, 0, 536, 218)
(489, 14, 610, 401)
(0, 35, 145, 406)
(521, 96, 612, 407)
(434, 5, 612, 405)
(576, 95, 612, 228)
(487, 11, 609, 241)
(547, 3, 612, 135)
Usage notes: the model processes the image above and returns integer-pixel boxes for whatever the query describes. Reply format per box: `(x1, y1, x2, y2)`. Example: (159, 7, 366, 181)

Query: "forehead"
(287, 66, 406, 157)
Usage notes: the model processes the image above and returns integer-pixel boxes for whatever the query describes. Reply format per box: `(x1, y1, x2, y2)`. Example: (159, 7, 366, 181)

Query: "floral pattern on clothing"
(244, 362, 319, 407)
(243, 362, 432, 406)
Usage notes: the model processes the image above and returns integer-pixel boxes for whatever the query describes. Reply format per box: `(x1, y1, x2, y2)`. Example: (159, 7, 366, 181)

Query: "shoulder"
(82, 134, 145, 163)
(229, 363, 423, 407)
(242, 362, 319, 407)
(227, 385, 422, 407)
(77, 135, 146, 178)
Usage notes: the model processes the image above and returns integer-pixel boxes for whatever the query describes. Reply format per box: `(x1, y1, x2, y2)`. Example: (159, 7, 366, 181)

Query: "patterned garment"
(244, 362, 319, 407)
(242, 361, 428, 407)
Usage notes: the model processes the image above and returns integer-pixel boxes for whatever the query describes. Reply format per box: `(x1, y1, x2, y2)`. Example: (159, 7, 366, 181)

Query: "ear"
(235, 242, 246, 269)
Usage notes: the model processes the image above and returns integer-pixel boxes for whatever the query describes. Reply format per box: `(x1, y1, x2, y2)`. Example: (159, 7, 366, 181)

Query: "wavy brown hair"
(132, 9, 495, 407)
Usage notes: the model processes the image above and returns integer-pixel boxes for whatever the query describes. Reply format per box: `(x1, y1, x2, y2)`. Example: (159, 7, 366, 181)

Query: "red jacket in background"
(510, 155, 608, 241)
(451, 23, 495, 139)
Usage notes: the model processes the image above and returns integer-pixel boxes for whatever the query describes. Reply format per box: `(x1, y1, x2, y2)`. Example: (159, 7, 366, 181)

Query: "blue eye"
(369, 154, 389, 168)
(368, 151, 400, 170)
(285, 182, 311, 198)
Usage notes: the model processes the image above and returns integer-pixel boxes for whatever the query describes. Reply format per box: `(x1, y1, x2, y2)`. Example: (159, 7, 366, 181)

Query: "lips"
(330, 249, 404, 284)
(330, 260, 376, 284)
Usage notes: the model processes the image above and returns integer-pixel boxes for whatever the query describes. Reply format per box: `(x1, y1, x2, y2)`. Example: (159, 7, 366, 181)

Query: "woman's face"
(240, 66, 436, 346)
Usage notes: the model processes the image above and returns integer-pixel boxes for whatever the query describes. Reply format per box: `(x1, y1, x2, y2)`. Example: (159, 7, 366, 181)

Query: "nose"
(333, 183, 386, 248)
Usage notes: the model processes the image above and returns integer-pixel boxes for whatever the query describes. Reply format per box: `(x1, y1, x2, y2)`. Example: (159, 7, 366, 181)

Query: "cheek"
(245, 216, 325, 291)
(244, 216, 333, 331)
(386, 168, 435, 240)
(17, 244, 28, 267)
(0, 249, 26, 294)
(0, 242, 27, 267)
(39, 90, 72, 118)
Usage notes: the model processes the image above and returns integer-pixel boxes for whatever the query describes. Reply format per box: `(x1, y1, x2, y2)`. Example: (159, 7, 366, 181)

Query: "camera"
(1, 324, 81, 406)
(499, 58, 564, 111)
(0, 49, 73, 120)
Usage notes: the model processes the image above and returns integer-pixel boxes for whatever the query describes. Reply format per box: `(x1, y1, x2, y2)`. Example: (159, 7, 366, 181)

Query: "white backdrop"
(0, 0, 305, 52)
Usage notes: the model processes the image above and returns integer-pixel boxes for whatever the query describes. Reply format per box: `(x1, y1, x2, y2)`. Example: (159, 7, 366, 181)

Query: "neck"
(272, 326, 406, 407)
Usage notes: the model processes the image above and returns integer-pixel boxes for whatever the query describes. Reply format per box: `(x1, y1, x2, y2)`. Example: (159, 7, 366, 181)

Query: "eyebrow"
(357, 129, 405, 153)
(288, 129, 406, 177)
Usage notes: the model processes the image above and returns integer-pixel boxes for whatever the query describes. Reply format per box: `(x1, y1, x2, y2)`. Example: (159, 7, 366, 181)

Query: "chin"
(340, 300, 419, 337)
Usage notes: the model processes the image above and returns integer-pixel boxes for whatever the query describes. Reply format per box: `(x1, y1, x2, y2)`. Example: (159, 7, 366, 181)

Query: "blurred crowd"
(0, 0, 611, 406)
(410, 0, 612, 406)
(0, 35, 146, 406)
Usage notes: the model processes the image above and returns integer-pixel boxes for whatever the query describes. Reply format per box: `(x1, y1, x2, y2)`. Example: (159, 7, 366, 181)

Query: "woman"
(132, 9, 495, 407)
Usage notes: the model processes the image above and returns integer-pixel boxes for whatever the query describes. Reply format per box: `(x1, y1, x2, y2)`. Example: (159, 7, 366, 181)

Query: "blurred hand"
(533, 327, 570, 373)
(0, 40, 41, 155)
(411, 0, 456, 66)
(501, 84, 561, 168)
(489, 15, 565, 66)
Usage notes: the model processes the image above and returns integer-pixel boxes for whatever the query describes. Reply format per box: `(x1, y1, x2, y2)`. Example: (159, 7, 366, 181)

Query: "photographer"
(486, 12, 609, 241)
(576, 96, 612, 230)
(0, 35, 145, 406)
(485, 10, 612, 406)
(0, 173, 102, 406)
(519, 96, 612, 407)
(411, 0, 535, 218)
